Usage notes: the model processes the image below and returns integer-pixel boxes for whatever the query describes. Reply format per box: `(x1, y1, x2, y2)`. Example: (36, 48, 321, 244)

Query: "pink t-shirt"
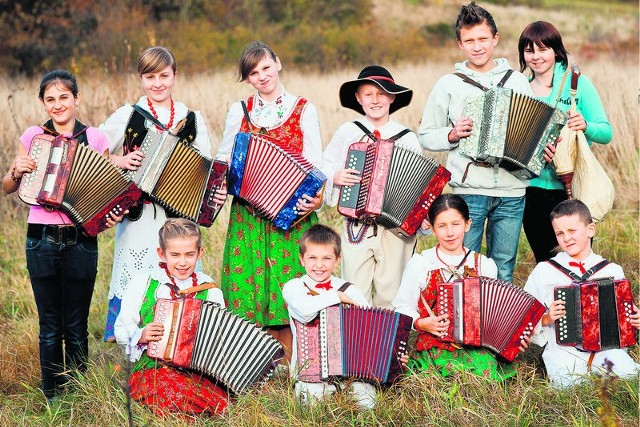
(20, 126, 110, 225)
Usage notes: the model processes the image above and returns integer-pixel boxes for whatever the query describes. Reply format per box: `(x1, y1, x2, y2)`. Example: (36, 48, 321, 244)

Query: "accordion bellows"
(554, 278, 637, 351)
(338, 138, 450, 237)
(436, 276, 545, 362)
(228, 132, 327, 231)
(130, 130, 228, 226)
(148, 298, 284, 394)
(460, 87, 567, 180)
(18, 134, 142, 236)
(293, 305, 411, 384)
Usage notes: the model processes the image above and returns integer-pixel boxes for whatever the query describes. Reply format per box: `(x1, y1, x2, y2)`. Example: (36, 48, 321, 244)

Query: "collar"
(255, 85, 286, 105)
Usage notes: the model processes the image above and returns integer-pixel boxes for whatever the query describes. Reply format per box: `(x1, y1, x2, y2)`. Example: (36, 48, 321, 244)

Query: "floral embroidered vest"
(415, 252, 480, 352)
(240, 95, 308, 155)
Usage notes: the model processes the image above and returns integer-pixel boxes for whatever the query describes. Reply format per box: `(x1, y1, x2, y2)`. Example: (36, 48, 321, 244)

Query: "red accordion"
(148, 298, 284, 394)
(554, 278, 637, 351)
(18, 133, 142, 236)
(293, 304, 411, 384)
(436, 276, 545, 361)
(337, 137, 450, 237)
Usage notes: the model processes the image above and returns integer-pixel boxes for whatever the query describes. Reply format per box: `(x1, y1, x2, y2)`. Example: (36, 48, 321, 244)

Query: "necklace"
(435, 244, 468, 281)
(159, 262, 198, 299)
(147, 98, 175, 131)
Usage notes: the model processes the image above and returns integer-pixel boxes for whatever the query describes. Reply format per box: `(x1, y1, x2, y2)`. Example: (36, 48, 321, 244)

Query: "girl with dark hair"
(100, 46, 225, 341)
(393, 194, 527, 380)
(518, 21, 612, 262)
(215, 41, 322, 362)
(2, 70, 112, 400)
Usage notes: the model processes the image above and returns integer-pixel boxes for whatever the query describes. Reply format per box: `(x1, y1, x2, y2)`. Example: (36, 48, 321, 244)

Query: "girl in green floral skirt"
(215, 41, 323, 363)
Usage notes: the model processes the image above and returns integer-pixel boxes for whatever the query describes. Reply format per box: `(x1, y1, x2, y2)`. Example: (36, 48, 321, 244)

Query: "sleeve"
(215, 101, 243, 161)
(392, 255, 428, 324)
(19, 126, 43, 150)
(206, 288, 226, 307)
(343, 284, 371, 307)
(114, 274, 150, 361)
(99, 104, 133, 155)
(282, 279, 341, 324)
(508, 72, 536, 97)
(523, 265, 551, 346)
(576, 74, 613, 145)
(417, 79, 457, 152)
(300, 102, 323, 168)
(478, 255, 498, 279)
(87, 128, 110, 154)
(396, 130, 423, 154)
(320, 122, 352, 207)
(192, 111, 212, 157)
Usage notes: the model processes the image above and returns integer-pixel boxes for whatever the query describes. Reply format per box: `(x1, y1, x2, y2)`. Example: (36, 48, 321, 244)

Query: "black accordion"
(148, 298, 284, 394)
(460, 87, 567, 179)
(554, 278, 637, 351)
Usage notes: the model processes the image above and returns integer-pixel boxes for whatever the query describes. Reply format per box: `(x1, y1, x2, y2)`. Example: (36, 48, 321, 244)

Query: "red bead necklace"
(159, 262, 198, 299)
(147, 98, 175, 131)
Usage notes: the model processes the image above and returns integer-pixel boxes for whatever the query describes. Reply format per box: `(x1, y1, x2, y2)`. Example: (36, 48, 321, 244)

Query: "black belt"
(27, 224, 96, 245)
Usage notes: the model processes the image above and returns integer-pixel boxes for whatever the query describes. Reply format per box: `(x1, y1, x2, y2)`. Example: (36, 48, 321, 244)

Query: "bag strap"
(553, 69, 571, 109)
(547, 258, 610, 281)
(132, 104, 168, 131)
(453, 73, 489, 92)
(497, 70, 513, 88)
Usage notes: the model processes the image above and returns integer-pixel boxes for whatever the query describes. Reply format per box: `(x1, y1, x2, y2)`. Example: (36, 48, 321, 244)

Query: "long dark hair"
(38, 70, 79, 100)
(427, 194, 470, 225)
(518, 21, 569, 73)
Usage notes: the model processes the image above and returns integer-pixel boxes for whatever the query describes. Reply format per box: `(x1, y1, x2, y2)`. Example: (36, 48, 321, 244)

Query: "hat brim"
(339, 78, 413, 115)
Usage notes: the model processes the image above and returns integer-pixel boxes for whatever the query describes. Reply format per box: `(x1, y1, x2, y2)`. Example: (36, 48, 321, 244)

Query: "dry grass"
(0, 3, 638, 424)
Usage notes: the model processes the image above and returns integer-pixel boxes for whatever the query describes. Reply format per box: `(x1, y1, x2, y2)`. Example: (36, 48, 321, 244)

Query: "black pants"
(522, 187, 567, 263)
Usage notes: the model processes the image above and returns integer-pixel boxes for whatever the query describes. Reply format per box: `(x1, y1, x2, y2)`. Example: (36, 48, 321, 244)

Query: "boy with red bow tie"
(524, 199, 640, 388)
(282, 224, 376, 408)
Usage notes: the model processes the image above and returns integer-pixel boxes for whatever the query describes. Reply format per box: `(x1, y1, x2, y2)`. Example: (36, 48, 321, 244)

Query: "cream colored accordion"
(460, 87, 567, 179)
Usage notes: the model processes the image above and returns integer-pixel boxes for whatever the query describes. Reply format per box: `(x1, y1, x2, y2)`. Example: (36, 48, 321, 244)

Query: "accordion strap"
(132, 104, 169, 131)
(454, 70, 513, 92)
(546, 258, 610, 281)
(240, 100, 267, 134)
(352, 121, 412, 142)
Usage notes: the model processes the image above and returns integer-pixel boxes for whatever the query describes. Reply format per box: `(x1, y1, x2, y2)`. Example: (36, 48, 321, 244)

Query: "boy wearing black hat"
(322, 65, 421, 309)
(417, 2, 536, 282)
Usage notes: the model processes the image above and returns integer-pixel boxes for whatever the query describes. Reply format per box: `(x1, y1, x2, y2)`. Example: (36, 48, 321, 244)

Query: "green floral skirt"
(220, 200, 317, 327)
(408, 347, 517, 381)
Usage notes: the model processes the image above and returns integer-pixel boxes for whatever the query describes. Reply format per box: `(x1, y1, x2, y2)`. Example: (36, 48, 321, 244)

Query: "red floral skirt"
(129, 365, 229, 417)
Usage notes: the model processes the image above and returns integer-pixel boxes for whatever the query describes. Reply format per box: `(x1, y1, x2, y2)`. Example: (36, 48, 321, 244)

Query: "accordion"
(148, 298, 284, 394)
(130, 130, 228, 226)
(228, 132, 326, 231)
(337, 138, 450, 237)
(18, 133, 142, 236)
(554, 278, 637, 351)
(460, 87, 567, 180)
(436, 276, 545, 361)
(293, 305, 411, 384)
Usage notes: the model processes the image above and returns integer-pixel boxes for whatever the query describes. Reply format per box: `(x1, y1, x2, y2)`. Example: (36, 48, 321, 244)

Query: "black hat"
(339, 65, 413, 115)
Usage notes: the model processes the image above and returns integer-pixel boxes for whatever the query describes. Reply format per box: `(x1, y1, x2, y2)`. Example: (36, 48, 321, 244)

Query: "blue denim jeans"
(25, 234, 98, 398)
(459, 194, 525, 282)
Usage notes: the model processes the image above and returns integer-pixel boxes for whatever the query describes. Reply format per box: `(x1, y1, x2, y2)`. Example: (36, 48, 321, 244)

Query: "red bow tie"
(568, 261, 587, 275)
(315, 281, 332, 290)
(372, 129, 381, 139)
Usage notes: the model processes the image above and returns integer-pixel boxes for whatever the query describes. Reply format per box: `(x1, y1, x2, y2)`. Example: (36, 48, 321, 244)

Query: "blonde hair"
(137, 46, 177, 75)
(158, 218, 201, 250)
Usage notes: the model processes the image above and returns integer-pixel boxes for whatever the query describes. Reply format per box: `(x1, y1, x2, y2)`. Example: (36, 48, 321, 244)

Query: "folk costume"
(524, 252, 639, 388)
(216, 86, 322, 327)
(20, 122, 109, 399)
(101, 96, 211, 341)
(114, 266, 228, 416)
(282, 275, 376, 408)
(393, 247, 518, 380)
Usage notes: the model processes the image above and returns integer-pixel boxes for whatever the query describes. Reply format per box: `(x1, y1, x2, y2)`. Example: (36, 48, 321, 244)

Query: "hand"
(448, 116, 473, 143)
(139, 321, 164, 344)
(542, 300, 566, 326)
(333, 168, 361, 186)
(12, 155, 37, 178)
(420, 218, 432, 232)
(337, 291, 359, 306)
(629, 304, 640, 330)
(296, 193, 321, 215)
(518, 334, 531, 353)
(416, 314, 450, 337)
(543, 141, 557, 163)
(105, 209, 129, 228)
(399, 351, 410, 369)
(213, 181, 228, 206)
(117, 150, 145, 171)
(566, 111, 587, 132)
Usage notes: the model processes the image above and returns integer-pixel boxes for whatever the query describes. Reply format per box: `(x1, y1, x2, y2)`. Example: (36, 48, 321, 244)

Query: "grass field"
(0, 1, 638, 425)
